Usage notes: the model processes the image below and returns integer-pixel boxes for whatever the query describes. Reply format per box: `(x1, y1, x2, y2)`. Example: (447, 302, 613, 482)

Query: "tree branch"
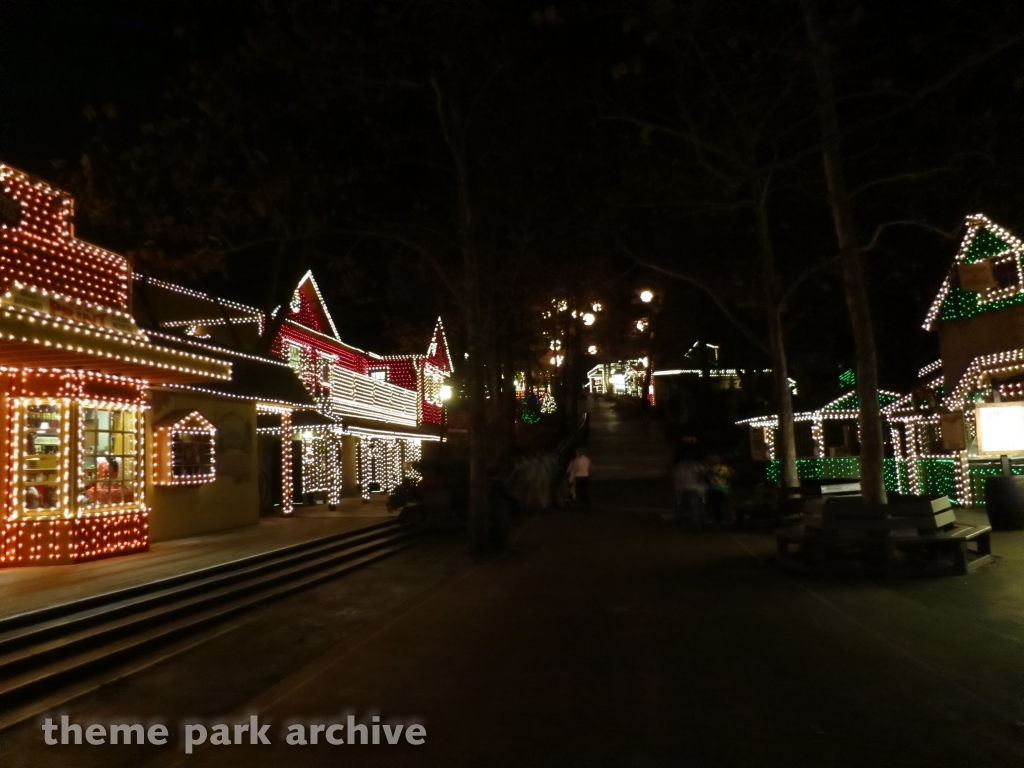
(623, 245, 770, 356)
(777, 255, 840, 310)
(849, 167, 950, 199)
(858, 219, 960, 253)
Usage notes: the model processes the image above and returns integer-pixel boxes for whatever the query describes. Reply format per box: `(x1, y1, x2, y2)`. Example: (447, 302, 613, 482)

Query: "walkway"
(5, 407, 1024, 767)
(584, 395, 672, 480)
(0, 499, 393, 620)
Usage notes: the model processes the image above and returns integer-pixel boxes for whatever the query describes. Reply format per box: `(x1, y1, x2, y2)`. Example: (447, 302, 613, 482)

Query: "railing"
(329, 367, 419, 426)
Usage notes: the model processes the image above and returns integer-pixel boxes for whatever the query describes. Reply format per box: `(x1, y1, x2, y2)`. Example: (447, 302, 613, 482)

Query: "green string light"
(766, 457, 951, 500)
(825, 392, 900, 411)
(939, 225, 1021, 322)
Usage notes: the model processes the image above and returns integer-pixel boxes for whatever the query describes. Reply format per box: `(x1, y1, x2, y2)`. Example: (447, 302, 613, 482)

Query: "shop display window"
(78, 407, 140, 509)
(154, 411, 216, 485)
(22, 403, 63, 512)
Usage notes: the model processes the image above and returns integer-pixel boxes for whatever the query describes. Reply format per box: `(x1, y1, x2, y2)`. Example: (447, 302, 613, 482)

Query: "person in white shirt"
(569, 448, 592, 510)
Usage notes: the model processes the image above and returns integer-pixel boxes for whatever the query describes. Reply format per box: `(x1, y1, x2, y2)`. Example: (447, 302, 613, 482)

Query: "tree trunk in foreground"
(753, 178, 799, 490)
(802, 0, 887, 505)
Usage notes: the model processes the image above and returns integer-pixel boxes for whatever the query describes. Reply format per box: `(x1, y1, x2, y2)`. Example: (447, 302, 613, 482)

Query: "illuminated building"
(0, 164, 230, 565)
(0, 161, 450, 567)
(739, 214, 1024, 506)
(263, 271, 451, 502)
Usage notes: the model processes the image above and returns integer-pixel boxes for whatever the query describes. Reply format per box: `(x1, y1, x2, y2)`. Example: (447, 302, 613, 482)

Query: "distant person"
(672, 447, 707, 531)
(569, 447, 592, 510)
(706, 453, 736, 528)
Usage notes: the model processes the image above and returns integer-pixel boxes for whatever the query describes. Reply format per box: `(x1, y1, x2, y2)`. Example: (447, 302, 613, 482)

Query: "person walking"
(672, 446, 707, 531)
(569, 447, 592, 511)
(706, 453, 736, 528)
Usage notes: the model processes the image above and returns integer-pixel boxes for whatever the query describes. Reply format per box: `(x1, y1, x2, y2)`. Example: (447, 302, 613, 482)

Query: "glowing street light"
(639, 289, 654, 303)
(582, 312, 596, 326)
(587, 345, 598, 355)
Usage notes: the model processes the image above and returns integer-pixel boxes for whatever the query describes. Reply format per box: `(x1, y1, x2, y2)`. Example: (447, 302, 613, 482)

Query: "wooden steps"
(0, 519, 418, 720)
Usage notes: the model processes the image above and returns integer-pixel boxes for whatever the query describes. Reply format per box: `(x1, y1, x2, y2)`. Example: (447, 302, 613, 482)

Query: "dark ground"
(3, 401, 1024, 766)
(5, 492, 1024, 767)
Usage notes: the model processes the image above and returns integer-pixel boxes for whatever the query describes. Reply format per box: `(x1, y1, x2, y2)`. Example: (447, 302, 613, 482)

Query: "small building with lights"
(134, 270, 451, 511)
(262, 272, 451, 503)
(0, 162, 449, 568)
(739, 213, 1024, 507)
(0, 163, 234, 566)
(586, 359, 649, 399)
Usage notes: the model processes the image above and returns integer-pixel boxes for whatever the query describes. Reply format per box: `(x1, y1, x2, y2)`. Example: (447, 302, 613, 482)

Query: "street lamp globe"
(582, 312, 596, 326)
(639, 289, 654, 303)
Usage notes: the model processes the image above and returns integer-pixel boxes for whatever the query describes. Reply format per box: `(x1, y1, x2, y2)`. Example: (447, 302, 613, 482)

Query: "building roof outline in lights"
(0, 163, 131, 312)
(288, 271, 342, 341)
(425, 316, 454, 374)
(924, 214, 1024, 331)
(153, 409, 217, 433)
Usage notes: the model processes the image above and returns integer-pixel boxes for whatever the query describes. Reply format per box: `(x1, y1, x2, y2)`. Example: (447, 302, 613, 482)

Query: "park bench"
(776, 494, 993, 576)
(737, 479, 858, 526)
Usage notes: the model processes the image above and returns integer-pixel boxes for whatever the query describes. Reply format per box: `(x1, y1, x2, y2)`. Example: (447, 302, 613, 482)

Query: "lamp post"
(637, 289, 656, 404)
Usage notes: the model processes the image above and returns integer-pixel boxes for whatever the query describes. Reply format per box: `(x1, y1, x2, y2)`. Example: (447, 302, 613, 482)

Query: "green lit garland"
(966, 465, 1024, 505)
(825, 392, 900, 411)
(766, 457, 958, 503)
(939, 226, 1021, 322)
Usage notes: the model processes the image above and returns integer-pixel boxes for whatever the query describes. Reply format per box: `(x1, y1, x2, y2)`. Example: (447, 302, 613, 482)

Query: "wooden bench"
(777, 522, 993, 575)
(737, 480, 859, 526)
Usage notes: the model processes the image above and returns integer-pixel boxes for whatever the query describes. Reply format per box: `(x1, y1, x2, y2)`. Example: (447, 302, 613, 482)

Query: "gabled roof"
(821, 390, 902, 413)
(924, 214, 1024, 331)
(425, 317, 453, 373)
(286, 271, 342, 341)
(153, 410, 217, 433)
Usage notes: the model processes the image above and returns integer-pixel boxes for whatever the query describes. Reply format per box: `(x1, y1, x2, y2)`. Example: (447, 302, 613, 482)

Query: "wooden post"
(281, 411, 293, 514)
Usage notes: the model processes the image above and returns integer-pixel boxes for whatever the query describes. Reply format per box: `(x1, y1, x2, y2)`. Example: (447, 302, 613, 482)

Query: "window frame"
(77, 401, 144, 513)
(153, 410, 217, 486)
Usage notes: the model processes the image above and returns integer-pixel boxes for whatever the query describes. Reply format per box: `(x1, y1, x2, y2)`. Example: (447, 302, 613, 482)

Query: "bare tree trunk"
(753, 178, 799, 489)
(465, 316, 491, 551)
(433, 80, 492, 550)
(802, 0, 887, 505)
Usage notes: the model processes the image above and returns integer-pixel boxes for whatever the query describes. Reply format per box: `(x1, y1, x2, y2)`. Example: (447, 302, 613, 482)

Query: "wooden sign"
(939, 411, 967, 452)
(958, 261, 997, 293)
(749, 426, 769, 461)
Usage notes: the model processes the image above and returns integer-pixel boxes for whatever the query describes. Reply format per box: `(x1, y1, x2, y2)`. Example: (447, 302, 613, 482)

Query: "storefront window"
(154, 410, 217, 485)
(23, 403, 62, 512)
(79, 407, 138, 508)
(170, 431, 215, 480)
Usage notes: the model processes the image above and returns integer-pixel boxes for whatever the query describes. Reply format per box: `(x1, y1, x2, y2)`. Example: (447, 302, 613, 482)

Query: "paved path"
(0, 500, 393, 620)
(584, 395, 672, 480)
(5, 408, 1024, 767)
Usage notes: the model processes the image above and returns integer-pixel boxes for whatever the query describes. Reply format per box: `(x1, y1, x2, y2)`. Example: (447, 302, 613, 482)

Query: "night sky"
(4, 1, 1024, 408)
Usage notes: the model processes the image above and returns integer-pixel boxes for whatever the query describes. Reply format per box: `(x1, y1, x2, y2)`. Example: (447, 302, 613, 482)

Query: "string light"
(924, 214, 1024, 330)
(0, 165, 355, 566)
(1, 165, 129, 310)
(154, 410, 216, 486)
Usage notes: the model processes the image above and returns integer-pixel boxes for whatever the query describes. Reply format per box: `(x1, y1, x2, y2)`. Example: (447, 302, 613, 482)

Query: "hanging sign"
(958, 261, 997, 293)
(750, 426, 769, 461)
(938, 411, 967, 452)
